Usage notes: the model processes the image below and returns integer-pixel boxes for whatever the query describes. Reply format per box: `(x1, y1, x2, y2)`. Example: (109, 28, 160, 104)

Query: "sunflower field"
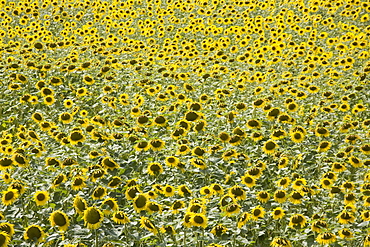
(0, 0, 370, 246)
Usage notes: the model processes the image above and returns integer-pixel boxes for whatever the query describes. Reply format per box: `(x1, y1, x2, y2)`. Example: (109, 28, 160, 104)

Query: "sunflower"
(170, 200, 185, 214)
(92, 186, 107, 200)
(229, 185, 246, 200)
(200, 186, 213, 198)
(263, 140, 278, 154)
(344, 193, 356, 205)
(211, 224, 227, 237)
(147, 162, 163, 176)
(83, 207, 104, 229)
(0, 222, 14, 237)
(250, 132, 263, 141)
(290, 131, 304, 143)
(320, 178, 333, 189)
(289, 214, 307, 228)
(50, 210, 69, 232)
(71, 176, 86, 190)
(0, 231, 10, 247)
(165, 156, 180, 167)
(192, 146, 207, 157)
(163, 184, 176, 197)
(292, 178, 307, 191)
(338, 228, 353, 239)
(316, 232, 336, 245)
(290, 191, 304, 204)
(241, 174, 256, 188)
(190, 158, 207, 169)
(317, 141, 332, 152)
(271, 207, 285, 220)
(24, 225, 45, 243)
(332, 162, 346, 172)
(101, 198, 118, 215)
(311, 220, 328, 233)
(0, 158, 13, 170)
(112, 211, 130, 224)
(73, 195, 87, 215)
(140, 216, 158, 234)
(59, 112, 73, 124)
(270, 237, 292, 247)
(276, 177, 290, 188)
(337, 210, 355, 224)
(149, 139, 165, 151)
(271, 129, 287, 140)
(365, 234, 370, 247)
(274, 190, 287, 203)
(189, 213, 208, 228)
(133, 194, 149, 212)
(315, 127, 330, 137)
(33, 191, 49, 206)
(348, 155, 363, 167)
(134, 141, 150, 152)
(223, 203, 241, 217)
(68, 131, 86, 145)
(361, 211, 370, 221)
(101, 157, 119, 170)
(2, 189, 18, 206)
(250, 205, 265, 221)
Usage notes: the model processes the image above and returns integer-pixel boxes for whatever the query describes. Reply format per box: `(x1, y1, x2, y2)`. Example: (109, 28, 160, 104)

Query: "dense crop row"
(0, 0, 370, 246)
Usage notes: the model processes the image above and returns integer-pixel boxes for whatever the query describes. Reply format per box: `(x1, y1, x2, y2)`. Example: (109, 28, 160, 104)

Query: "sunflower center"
(54, 212, 67, 226)
(194, 215, 204, 224)
(27, 226, 42, 239)
(37, 194, 45, 201)
(135, 195, 147, 208)
(86, 208, 101, 224)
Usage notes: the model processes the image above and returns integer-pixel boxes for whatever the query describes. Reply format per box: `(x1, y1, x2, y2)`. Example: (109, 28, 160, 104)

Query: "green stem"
(95, 229, 98, 247)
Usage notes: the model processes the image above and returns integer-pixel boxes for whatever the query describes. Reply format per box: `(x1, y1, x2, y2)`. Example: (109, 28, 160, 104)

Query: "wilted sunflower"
(160, 225, 176, 235)
(83, 207, 104, 229)
(311, 220, 328, 233)
(33, 191, 49, 206)
(24, 225, 45, 243)
(49, 210, 69, 232)
(112, 211, 130, 224)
